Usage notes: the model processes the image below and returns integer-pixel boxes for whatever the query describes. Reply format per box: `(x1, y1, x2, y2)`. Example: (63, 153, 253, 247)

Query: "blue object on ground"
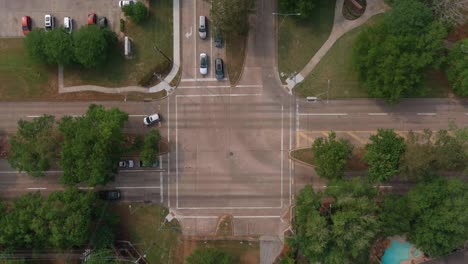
(382, 240, 411, 264)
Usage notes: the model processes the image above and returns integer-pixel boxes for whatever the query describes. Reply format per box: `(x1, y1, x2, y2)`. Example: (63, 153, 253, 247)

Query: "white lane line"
(167, 98, 171, 208)
(176, 96, 179, 208)
(465, 113, 468, 115)
(417, 113, 437, 116)
(27, 187, 47, 190)
(178, 85, 230, 89)
(236, 84, 263, 88)
(175, 215, 281, 219)
(193, 0, 197, 79)
(26, 115, 40, 118)
(280, 105, 284, 208)
(176, 93, 261, 98)
(177, 206, 282, 210)
(298, 113, 348, 116)
(181, 78, 219, 82)
(116, 186, 161, 189)
(368, 113, 388, 116)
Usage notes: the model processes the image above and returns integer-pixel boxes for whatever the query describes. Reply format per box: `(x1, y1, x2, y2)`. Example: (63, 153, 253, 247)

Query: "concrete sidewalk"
(58, 0, 181, 95)
(286, 0, 388, 91)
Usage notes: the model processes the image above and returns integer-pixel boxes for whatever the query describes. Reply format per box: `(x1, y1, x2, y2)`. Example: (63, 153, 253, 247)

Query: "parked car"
(44, 14, 54, 30)
(99, 190, 121, 201)
(215, 58, 224, 80)
(119, 160, 135, 168)
(88, 13, 97, 25)
(143, 113, 161, 126)
(98, 17, 108, 27)
(22, 16, 32, 35)
(139, 160, 160, 168)
(200, 53, 208, 75)
(199, 16, 207, 39)
(119, 0, 135, 7)
(64, 17, 73, 33)
(214, 32, 223, 48)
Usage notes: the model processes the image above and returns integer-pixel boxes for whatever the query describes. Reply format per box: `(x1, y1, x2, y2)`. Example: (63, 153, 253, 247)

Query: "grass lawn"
(176, 240, 260, 264)
(278, 0, 336, 82)
(0, 38, 56, 100)
(64, 0, 173, 88)
(294, 14, 452, 99)
(111, 204, 181, 264)
(226, 34, 247, 85)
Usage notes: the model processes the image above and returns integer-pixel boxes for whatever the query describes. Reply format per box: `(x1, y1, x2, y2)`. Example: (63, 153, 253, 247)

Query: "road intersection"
(0, 0, 467, 238)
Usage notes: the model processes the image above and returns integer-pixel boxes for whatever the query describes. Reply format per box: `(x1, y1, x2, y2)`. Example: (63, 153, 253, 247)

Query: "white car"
(64, 17, 72, 33)
(44, 14, 54, 30)
(119, 0, 135, 7)
(200, 53, 208, 75)
(143, 113, 161, 126)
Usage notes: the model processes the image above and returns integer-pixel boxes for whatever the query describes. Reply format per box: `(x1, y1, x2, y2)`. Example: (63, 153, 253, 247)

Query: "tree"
(295, 180, 380, 263)
(364, 129, 406, 182)
(279, 0, 316, 18)
(210, 0, 255, 36)
(23, 29, 47, 62)
(58, 104, 128, 186)
(8, 115, 60, 177)
(407, 177, 468, 257)
(311, 131, 353, 180)
(400, 130, 437, 179)
(42, 28, 74, 65)
(140, 129, 161, 166)
(122, 2, 148, 24)
(186, 248, 233, 264)
(353, 0, 447, 102)
(433, 129, 467, 171)
(379, 194, 411, 236)
(73, 26, 117, 68)
(446, 39, 468, 97)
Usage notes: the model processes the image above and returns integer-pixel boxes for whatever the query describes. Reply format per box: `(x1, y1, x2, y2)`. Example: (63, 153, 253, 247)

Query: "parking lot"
(0, 0, 121, 37)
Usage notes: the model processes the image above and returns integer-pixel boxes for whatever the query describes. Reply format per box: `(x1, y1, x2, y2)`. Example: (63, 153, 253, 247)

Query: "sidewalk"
(58, 0, 181, 95)
(286, 0, 388, 91)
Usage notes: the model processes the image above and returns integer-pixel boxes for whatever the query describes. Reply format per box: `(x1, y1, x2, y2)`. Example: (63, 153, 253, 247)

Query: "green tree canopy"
(211, 0, 254, 36)
(379, 194, 411, 236)
(122, 2, 148, 24)
(364, 129, 406, 182)
(353, 0, 447, 102)
(73, 25, 117, 68)
(58, 104, 128, 186)
(8, 115, 60, 177)
(296, 180, 380, 263)
(311, 131, 353, 180)
(446, 38, 468, 96)
(407, 177, 468, 257)
(42, 28, 74, 65)
(140, 129, 161, 167)
(23, 29, 47, 62)
(186, 247, 233, 264)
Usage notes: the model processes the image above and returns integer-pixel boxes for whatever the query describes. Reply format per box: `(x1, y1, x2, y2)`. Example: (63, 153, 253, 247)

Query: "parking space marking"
(368, 113, 388, 116)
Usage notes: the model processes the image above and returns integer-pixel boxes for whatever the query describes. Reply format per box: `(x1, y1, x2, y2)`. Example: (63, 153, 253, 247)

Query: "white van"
(64, 17, 72, 33)
(199, 16, 207, 39)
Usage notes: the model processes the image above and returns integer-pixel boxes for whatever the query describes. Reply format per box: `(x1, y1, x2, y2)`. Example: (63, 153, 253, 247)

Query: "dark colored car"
(99, 190, 121, 201)
(215, 58, 224, 80)
(88, 13, 97, 25)
(214, 32, 223, 48)
(22, 16, 32, 35)
(139, 160, 160, 168)
(98, 17, 108, 27)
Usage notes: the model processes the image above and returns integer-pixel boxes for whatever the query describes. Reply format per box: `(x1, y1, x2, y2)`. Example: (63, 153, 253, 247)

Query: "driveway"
(0, 0, 121, 37)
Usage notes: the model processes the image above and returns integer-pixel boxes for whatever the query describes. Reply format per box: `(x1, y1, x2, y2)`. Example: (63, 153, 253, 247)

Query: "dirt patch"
(216, 215, 234, 236)
(447, 24, 468, 42)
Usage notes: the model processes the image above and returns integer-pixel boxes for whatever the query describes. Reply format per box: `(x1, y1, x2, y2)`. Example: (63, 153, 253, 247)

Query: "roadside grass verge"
(0, 38, 56, 100)
(64, 0, 173, 88)
(294, 14, 451, 99)
(226, 34, 247, 85)
(111, 204, 181, 264)
(278, 0, 335, 82)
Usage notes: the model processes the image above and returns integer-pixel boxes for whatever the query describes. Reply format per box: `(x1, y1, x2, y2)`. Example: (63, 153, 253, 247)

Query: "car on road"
(119, 160, 134, 168)
(143, 113, 161, 126)
(64, 17, 73, 33)
(44, 14, 54, 30)
(215, 58, 224, 80)
(98, 17, 108, 28)
(99, 190, 121, 201)
(22, 16, 32, 35)
(88, 13, 97, 25)
(200, 53, 208, 75)
(119, 0, 135, 7)
(199, 16, 207, 39)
